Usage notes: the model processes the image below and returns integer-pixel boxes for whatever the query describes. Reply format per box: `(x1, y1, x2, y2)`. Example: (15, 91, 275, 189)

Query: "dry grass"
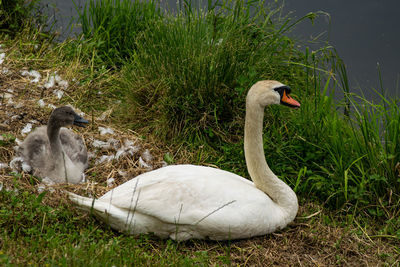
(0, 39, 399, 266)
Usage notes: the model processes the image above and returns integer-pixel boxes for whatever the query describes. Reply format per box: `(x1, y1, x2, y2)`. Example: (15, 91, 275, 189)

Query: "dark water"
(283, 0, 400, 101)
(40, 0, 400, 101)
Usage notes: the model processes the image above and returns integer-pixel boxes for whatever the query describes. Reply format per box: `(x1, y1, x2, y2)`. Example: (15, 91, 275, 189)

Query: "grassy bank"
(0, 0, 399, 265)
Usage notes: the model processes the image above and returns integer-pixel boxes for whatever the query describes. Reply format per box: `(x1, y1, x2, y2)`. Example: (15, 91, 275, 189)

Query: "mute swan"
(68, 80, 300, 240)
(18, 106, 89, 184)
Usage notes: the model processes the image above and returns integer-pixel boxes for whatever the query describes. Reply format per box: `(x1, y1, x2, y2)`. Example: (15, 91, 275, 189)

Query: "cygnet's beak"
(73, 114, 89, 127)
(281, 89, 300, 108)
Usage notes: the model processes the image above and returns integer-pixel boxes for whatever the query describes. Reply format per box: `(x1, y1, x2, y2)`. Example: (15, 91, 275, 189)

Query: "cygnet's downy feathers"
(18, 106, 89, 183)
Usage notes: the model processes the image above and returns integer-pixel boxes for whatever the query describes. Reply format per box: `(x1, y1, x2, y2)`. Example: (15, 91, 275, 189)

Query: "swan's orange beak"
(281, 90, 300, 108)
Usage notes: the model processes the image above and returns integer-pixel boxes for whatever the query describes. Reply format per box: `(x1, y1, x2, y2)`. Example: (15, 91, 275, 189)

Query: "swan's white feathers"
(71, 165, 286, 240)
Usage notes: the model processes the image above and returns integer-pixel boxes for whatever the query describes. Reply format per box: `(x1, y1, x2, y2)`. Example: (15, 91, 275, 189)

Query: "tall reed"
(283, 54, 400, 219)
(119, 0, 313, 140)
(77, 0, 161, 67)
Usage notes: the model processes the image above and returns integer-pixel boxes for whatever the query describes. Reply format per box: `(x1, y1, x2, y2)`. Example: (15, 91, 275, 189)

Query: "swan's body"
(69, 80, 300, 240)
(19, 106, 89, 184)
(69, 165, 293, 240)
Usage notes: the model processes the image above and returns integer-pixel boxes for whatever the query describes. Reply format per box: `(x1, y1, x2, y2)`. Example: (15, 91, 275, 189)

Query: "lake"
(39, 0, 400, 101)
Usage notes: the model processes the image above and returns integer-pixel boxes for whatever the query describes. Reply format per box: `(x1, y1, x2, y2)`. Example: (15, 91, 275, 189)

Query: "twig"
(297, 210, 322, 219)
(125, 177, 140, 231)
(194, 200, 236, 226)
(353, 219, 375, 244)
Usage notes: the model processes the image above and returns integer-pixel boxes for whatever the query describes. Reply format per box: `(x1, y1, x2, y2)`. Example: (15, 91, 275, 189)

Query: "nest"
(0, 51, 168, 206)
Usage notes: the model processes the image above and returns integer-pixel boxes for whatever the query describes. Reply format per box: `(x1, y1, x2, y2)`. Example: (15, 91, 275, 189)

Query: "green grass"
(0, 0, 399, 264)
(77, 0, 162, 67)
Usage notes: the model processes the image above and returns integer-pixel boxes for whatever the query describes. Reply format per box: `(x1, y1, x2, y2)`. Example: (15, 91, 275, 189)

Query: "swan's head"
(49, 106, 89, 128)
(247, 80, 300, 108)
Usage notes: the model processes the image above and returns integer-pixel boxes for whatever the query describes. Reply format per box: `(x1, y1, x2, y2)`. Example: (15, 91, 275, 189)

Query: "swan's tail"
(67, 191, 128, 221)
(67, 192, 97, 212)
(67, 191, 136, 234)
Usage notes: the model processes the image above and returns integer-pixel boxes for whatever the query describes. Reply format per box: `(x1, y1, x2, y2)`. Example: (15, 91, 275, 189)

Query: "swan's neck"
(47, 123, 68, 182)
(47, 124, 62, 156)
(244, 101, 298, 220)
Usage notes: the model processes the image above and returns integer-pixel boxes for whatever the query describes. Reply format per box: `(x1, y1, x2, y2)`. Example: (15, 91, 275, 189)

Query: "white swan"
(68, 80, 301, 240)
(18, 106, 89, 184)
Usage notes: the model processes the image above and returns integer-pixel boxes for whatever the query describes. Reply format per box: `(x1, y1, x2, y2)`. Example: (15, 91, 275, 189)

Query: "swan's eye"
(274, 86, 291, 96)
(274, 87, 283, 98)
(274, 86, 291, 99)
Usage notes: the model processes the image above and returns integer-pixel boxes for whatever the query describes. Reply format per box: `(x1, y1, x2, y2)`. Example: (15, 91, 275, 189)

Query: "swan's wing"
(18, 126, 50, 170)
(99, 165, 274, 227)
(59, 128, 88, 167)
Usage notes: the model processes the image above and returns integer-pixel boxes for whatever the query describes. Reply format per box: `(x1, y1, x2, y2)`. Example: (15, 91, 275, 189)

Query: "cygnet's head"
(247, 80, 300, 108)
(48, 106, 89, 128)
